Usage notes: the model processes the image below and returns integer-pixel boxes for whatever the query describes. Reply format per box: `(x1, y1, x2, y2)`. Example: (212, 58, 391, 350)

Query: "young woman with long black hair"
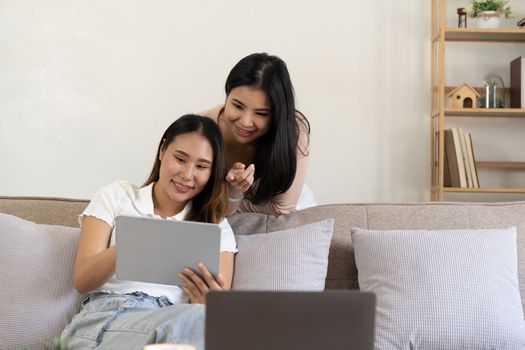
(201, 52, 315, 215)
(61, 115, 236, 350)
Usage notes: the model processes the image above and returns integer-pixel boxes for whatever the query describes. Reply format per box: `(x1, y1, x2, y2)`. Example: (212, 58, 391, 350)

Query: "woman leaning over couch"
(200, 52, 316, 215)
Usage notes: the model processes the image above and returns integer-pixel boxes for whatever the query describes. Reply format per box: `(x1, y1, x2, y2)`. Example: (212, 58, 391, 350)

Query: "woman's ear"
(158, 140, 166, 161)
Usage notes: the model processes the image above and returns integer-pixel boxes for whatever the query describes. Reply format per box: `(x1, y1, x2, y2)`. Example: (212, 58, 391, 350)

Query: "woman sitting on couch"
(60, 114, 237, 350)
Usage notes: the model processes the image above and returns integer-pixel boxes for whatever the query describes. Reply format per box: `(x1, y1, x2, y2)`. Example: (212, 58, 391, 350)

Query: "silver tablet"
(115, 215, 221, 286)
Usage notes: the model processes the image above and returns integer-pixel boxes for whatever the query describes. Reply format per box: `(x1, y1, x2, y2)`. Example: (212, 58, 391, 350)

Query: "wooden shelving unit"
(430, 0, 525, 201)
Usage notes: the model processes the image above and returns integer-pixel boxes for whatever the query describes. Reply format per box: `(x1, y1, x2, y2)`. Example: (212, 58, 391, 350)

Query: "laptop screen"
(205, 290, 375, 350)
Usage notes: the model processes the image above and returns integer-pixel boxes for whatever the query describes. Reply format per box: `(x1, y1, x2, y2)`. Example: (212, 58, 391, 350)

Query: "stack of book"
(444, 127, 479, 188)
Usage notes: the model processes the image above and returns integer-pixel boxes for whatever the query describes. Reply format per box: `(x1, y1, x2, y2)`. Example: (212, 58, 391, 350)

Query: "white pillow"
(351, 227, 525, 350)
(233, 219, 334, 291)
(0, 213, 82, 350)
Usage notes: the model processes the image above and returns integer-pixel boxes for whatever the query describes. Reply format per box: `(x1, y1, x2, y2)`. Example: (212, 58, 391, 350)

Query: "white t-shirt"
(80, 179, 237, 304)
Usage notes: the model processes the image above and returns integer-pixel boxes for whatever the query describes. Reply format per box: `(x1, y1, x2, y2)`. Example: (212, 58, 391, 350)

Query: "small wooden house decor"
(449, 83, 479, 108)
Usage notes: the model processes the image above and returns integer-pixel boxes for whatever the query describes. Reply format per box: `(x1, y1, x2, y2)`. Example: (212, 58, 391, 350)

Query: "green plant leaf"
(467, 0, 514, 18)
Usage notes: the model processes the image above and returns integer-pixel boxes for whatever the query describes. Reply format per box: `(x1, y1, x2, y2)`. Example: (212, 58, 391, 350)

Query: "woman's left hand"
(178, 262, 226, 304)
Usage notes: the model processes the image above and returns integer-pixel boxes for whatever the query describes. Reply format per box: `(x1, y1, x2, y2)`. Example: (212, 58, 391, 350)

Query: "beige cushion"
(0, 213, 82, 350)
(232, 219, 334, 291)
(352, 227, 525, 349)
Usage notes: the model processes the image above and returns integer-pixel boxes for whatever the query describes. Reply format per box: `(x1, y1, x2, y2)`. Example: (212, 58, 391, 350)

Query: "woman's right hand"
(226, 162, 255, 199)
(73, 216, 115, 294)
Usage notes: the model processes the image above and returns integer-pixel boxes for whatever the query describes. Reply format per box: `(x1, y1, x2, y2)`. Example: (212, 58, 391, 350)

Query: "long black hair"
(144, 114, 227, 223)
(224, 52, 310, 204)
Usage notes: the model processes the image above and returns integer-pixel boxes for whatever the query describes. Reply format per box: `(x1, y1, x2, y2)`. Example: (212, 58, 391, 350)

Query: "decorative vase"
(475, 11, 501, 29)
(480, 73, 505, 108)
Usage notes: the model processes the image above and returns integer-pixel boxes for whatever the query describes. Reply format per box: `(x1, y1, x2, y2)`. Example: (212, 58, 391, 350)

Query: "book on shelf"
(444, 144, 451, 187)
(458, 127, 473, 188)
(444, 129, 458, 187)
(452, 128, 467, 188)
(463, 132, 480, 188)
(511, 56, 524, 108)
(444, 128, 467, 188)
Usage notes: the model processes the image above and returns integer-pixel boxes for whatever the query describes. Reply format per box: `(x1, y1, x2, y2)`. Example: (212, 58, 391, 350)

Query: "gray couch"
(1, 197, 525, 349)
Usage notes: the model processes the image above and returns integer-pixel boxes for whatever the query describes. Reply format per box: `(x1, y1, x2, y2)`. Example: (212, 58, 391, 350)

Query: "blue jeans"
(61, 292, 205, 350)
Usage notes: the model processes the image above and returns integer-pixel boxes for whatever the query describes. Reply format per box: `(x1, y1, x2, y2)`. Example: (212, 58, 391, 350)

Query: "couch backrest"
(0, 196, 88, 227)
(2, 197, 525, 309)
(227, 202, 525, 299)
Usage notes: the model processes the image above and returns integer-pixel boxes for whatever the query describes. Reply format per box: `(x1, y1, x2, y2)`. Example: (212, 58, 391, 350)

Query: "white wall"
(4, 0, 516, 204)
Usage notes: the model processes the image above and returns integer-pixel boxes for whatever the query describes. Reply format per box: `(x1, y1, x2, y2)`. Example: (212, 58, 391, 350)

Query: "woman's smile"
(172, 179, 193, 193)
(234, 125, 255, 138)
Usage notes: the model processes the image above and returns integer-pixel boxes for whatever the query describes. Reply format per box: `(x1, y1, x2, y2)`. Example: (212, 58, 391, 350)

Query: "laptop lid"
(115, 215, 221, 286)
(205, 290, 376, 350)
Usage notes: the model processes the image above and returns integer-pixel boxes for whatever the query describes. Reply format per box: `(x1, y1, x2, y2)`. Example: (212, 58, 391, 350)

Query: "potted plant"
(466, 0, 514, 28)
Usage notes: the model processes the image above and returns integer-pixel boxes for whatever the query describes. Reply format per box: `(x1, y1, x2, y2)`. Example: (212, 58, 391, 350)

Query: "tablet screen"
(115, 215, 221, 286)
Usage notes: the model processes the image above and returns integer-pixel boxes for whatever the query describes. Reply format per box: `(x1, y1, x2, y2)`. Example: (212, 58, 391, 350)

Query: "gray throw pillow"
(351, 227, 525, 350)
(233, 219, 334, 291)
(0, 213, 82, 350)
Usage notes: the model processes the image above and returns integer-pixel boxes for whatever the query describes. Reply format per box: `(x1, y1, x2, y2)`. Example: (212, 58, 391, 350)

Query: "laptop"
(114, 215, 221, 286)
(205, 290, 376, 350)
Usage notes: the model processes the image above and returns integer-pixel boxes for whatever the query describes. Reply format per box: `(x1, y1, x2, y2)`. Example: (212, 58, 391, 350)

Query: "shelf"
(430, 1, 525, 201)
(476, 161, 525, 170)
(444, 86, 511, 95)
(444, 108, 525, 117)
(444, 28, 525, 42)
(444, 187, 525, 193)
